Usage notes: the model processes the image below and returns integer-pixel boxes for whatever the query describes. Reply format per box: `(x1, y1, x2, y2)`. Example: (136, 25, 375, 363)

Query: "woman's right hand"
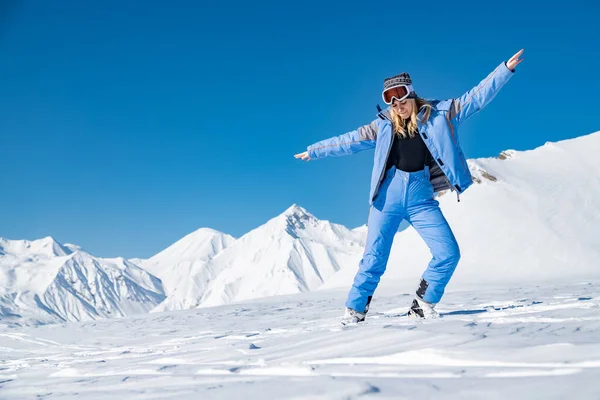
(294, 151, 311, 162)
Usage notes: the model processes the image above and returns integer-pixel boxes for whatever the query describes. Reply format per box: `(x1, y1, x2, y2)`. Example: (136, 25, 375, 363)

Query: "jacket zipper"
(372, 118, 461, 203)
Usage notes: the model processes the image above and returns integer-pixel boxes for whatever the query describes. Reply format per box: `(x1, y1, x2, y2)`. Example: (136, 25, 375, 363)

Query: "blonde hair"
(390, 98, 433, 138)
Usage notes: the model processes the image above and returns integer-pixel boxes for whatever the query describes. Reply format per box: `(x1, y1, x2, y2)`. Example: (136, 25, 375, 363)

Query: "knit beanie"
(383, 72, 416, 98)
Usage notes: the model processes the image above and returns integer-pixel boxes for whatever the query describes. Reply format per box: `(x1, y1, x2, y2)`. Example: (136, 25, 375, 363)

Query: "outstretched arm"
(450, 49, 524, 126)
(295, 119, 379, 161)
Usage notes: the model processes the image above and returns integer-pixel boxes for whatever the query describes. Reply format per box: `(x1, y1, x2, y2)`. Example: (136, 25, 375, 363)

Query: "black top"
(385, 129, 433, 172)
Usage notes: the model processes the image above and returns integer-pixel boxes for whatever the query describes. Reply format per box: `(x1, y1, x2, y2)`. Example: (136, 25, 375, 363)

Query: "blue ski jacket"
(307, 61, 515, 204)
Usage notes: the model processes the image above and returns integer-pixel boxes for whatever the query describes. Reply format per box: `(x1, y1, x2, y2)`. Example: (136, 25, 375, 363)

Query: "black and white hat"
(383, 72, 416, 98)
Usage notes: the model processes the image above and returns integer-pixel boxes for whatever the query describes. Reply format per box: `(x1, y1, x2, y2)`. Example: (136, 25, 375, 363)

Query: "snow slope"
(1, 280, 599, 399)
(325, 131, 600, 293)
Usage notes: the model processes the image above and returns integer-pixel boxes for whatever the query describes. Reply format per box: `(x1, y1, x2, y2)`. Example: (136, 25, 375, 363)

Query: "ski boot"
(408, 297, 440, 319)
(340, 296, 372, 325)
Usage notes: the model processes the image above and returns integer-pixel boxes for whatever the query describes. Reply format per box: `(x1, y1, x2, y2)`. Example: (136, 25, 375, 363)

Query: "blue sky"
(1, 1, 599, 258)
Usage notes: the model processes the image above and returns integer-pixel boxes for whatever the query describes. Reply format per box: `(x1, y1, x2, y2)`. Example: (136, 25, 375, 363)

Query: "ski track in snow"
(1, 281, 600, 399)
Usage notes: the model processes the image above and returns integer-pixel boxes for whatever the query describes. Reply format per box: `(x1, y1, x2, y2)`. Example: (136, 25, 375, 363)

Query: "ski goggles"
(382, 84, 414, 105)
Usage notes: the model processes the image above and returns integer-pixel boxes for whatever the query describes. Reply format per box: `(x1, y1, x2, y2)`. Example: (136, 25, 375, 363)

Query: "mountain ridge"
(3, 130, 600, 325)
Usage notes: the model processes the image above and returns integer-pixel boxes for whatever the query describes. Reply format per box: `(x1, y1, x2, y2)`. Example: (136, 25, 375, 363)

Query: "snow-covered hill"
(139, 228, 235, 311)
(358, 131, 600, 294)
(0, 237, 165, 325)
(198, 204, 365, 307)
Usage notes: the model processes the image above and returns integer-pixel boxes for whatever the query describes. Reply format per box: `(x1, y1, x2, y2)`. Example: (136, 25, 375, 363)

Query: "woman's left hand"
(507, 49, 524, 71)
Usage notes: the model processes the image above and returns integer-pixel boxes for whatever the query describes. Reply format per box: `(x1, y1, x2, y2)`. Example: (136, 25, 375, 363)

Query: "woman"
(295, 50, 524, 324)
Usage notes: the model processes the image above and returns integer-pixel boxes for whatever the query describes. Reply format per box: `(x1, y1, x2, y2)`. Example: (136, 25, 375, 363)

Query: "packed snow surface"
(1, 282, 599, 399)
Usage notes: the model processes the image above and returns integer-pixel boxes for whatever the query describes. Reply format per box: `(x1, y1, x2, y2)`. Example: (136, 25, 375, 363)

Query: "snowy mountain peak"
(137, 226, 236, 311)
(281, 204, 314, 218)
(64, 243, 82, 252)
(0, 236, 72, 257)
(188, 227, 225, 237)
(197, 203, 367, 308)
(0, 237, 165, 324)
(145, 227, 235, 265)
(283, 203, 314, 225)
(264, 204, 320, 239)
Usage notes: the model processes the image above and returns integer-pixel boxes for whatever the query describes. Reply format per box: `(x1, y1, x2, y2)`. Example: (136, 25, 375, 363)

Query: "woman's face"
(391, 98, 412, 119)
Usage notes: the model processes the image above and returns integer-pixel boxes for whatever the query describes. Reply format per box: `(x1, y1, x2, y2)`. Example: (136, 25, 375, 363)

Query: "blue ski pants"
(346, 165, 461, 312)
